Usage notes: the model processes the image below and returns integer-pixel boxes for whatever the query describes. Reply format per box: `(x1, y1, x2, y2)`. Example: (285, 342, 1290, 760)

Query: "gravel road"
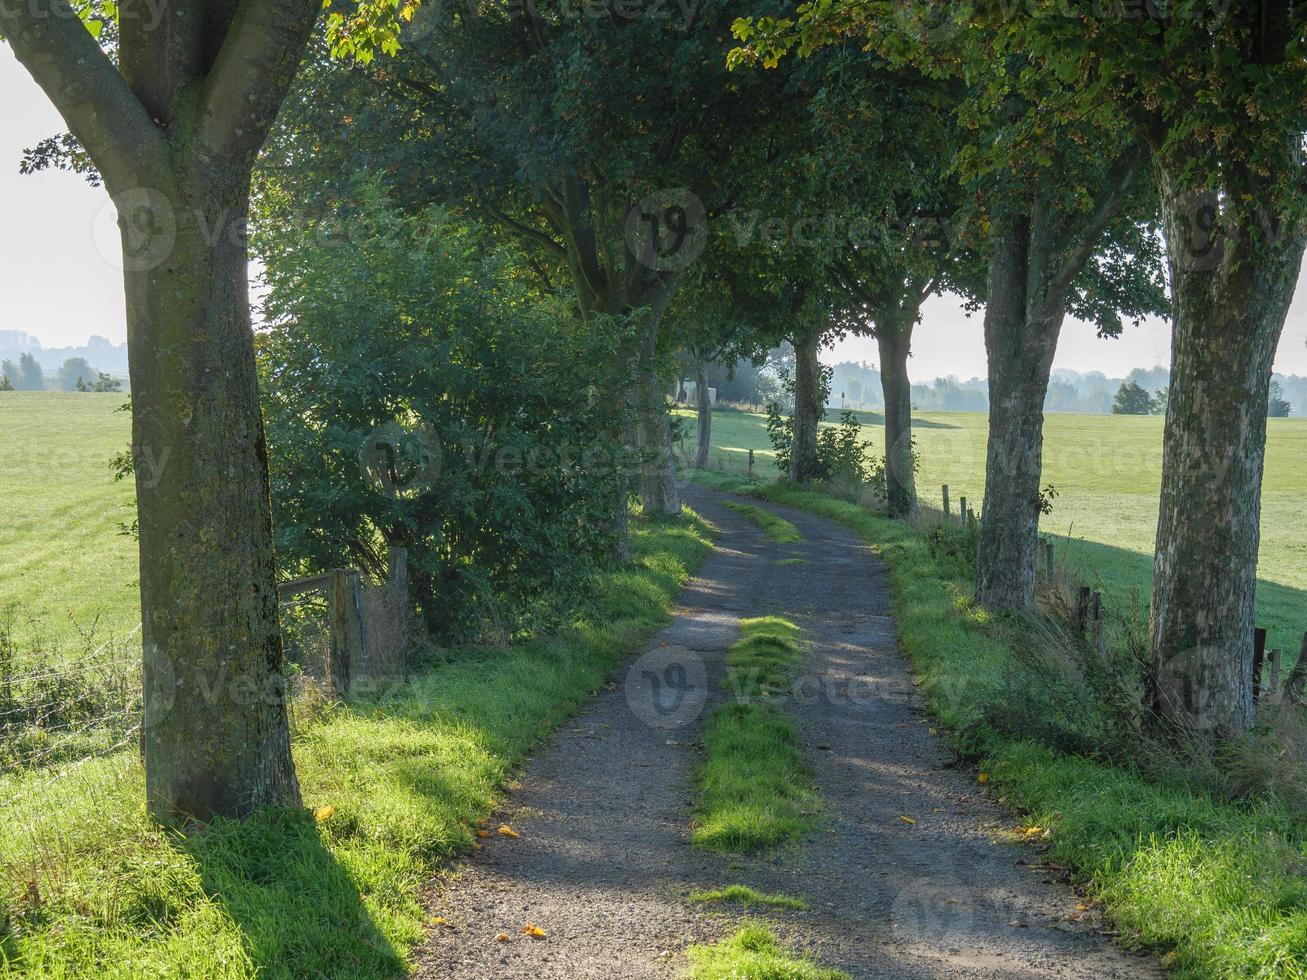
(412, 486, 1163, 979)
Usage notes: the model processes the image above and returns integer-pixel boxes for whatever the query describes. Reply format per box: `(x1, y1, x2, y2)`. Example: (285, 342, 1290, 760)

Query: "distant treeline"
(824, 360, 1305, 416)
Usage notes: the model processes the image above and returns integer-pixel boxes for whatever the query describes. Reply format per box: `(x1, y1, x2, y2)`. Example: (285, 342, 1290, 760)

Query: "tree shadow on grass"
(179, 807, 405, 980)
(1053, 535, 1306, 672)
(830, 407, 960, 430)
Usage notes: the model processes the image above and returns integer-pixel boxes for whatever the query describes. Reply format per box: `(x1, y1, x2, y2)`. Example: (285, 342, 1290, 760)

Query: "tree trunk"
(129, 165, 300, 822)
(790, 322, 825, 483)
(1147, 183, 1304, 737)
(694, 357, 711, 469)
(634, 311, 680, 515)
(975, 214, 1065, 612)
(877, 324, 916, 517)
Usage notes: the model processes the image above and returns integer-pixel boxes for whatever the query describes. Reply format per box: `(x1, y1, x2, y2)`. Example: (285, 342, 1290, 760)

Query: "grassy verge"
(722, 500, 801, 543)
(693, 617, 818, 853)
(687, 925, 849, 980)
(687, 470, 1307, 979)
(0, 511, 713, 979)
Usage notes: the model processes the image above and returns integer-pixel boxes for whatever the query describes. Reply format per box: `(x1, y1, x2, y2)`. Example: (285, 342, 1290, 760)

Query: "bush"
(256, 186, 633, 642)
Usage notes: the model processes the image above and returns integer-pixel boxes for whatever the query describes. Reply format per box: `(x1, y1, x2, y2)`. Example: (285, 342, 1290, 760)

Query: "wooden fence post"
(748, 448, 754, 478)
(327, 569, 366, 698)
(958, 496, 967, 526)
(1252, 627, 1268, 703)
(1091, 591, 1105, 655)
(968, 506, 976, 527)
(942, 484, 950, 518)
(1076, 586, 1091, 632)
(1285, 632, 1307, 705)
(1268, 649, 1282, 705)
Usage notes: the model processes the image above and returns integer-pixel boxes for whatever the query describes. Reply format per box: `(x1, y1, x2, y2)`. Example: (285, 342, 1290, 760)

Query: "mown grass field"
(682, 406, 1307, 658)
(0, 392, 137, 654)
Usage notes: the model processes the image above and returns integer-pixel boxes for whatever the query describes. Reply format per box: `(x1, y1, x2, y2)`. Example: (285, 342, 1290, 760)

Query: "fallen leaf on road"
(495, 933, 510, 943)
(476, 830, 491, 839)
(430, 916, 448, 927)
(898, 815, 917, 825)
(497, 824, 520, 838)
(522, 923, 547, 938)
(977, 773, 989, 783)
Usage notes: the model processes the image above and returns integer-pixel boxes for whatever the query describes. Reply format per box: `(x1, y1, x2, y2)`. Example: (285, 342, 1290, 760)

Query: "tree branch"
(195, 0, 320, 164)
(1039, 141, 1149, 322)
(484, 203, 568, 257)
(0, 0, 163, 188)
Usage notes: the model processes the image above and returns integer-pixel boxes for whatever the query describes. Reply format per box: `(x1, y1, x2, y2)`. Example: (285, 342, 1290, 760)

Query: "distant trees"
(1268, 382, 1292, 419)
(1112, 382, 1156, 416)
(2, 353, 44, 391)
(58, 358, 97, 391)
(0, 374, 11, 392)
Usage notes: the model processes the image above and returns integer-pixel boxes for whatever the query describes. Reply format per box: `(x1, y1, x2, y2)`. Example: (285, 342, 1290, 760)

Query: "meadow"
(0, 392, 138, 655)
(684, 405, 1307, 658)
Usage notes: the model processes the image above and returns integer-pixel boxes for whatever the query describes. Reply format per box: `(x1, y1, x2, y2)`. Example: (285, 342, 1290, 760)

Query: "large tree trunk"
(634, 310, 680, 516)
(1147, 184, 1304, 737)
(694, 357, 711, 469)
(790, 323, 825, 482)
(975, 214, 1065, 612)
(877, 323, 916, 517)
(129, 166, 300, 822)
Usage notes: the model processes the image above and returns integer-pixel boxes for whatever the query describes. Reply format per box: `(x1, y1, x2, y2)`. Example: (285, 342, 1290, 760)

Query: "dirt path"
(413, 487, 1163, 979)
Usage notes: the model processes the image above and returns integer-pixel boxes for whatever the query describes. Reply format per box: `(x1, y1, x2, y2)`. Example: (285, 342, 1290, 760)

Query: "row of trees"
(4, 0, 1299, 820)
(737, 0, 1304, 738)
(0, 353, 121, 390)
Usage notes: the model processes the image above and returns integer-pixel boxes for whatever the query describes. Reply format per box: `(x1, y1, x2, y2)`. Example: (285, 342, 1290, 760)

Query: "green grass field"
(684, 406, 1307, 657)
(0, 392, 137, 654)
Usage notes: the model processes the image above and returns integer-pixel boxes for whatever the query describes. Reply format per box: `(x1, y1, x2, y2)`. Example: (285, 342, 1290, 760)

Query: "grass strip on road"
(687, 925, 849, 979)
(688, 884, 810, 911)
(693, 616, 818, 853)
(722, 500, 801, 543)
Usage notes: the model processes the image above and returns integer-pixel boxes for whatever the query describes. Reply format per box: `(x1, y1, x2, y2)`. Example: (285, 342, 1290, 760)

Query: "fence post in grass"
(1076, 586, 1091, 632)
(1268, 649, 1282, 705)
(942, 484, 951, 518)
(748, 448, 754, 478)
(327, 569, 366, 698)
(1252, 627, 1268, 704)
(1285, 633, 1307, 705)
(1044, 540, 1055, 582)
(958, 495, 967, 526)
(968, 506, 977, 527)
(1091, 591, 1105, 655)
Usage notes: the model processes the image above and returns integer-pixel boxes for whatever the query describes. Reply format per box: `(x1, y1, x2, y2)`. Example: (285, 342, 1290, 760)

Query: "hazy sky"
(4, 46, 1307, 377)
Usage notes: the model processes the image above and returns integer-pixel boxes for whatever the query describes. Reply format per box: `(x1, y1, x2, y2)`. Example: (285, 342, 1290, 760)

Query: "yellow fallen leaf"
(898, 815, 917, 825)
(1025, 825, 1042, 835)
(497, 824, 520, 838)
(522, 922, 547, 938)
(977, 773, 989, 783)
(430, 916, 447, 927)
(494, 932, 510, 943)
(475, 829, 491, 839)
(313, 805, 335, 823)
(928, 727, 937, 735)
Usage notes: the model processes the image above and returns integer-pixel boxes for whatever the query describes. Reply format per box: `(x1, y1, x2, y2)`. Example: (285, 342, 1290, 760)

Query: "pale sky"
(4, 46, 1307, 377)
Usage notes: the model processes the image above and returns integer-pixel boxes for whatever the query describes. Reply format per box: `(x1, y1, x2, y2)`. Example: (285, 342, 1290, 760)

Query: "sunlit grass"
(688, 925, 848, 980)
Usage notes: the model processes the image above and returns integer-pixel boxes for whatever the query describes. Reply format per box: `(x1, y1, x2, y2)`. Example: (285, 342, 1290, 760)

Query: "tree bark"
(975, 213, 1065, 612)
(694, 356, 711, 469)
(790, 322, 825, 483)
(877, 323, 916, 517)
(634, 309, 680, 516)
(129, 165, 301, 822)
(1147, 181, 1304, 736)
